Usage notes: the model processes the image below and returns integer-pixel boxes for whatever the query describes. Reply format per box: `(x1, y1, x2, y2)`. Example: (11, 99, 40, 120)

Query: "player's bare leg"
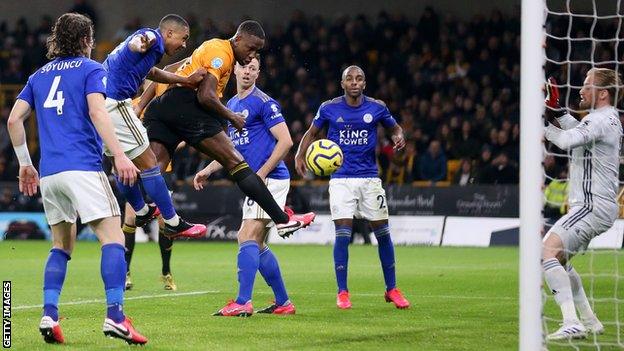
(543, 232, 588, 340)
(369, 220, 409, 309)
(149, 141, 172, 173)
(194, 131, 314, 236)
(333, 218, 353, 309)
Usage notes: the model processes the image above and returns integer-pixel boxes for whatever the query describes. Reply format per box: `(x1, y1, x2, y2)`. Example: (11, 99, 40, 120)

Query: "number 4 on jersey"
(44, 75, 65, 115)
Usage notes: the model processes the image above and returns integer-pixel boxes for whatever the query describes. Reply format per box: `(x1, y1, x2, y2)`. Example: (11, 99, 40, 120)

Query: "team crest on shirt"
(363, 113, 373, 123)
(211, 57, 224, 69)
(241, 109, 249, 118)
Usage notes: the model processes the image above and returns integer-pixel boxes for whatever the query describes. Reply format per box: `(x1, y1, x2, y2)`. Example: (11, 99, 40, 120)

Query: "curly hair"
(46, 13, 93, 59)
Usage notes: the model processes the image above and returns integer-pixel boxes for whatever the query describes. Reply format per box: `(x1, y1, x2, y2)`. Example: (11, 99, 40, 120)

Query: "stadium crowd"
(0, 5, 524, 211)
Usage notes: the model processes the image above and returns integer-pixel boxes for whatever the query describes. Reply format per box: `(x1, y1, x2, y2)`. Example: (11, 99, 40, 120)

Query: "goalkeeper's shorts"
(544, 202, 617, 255)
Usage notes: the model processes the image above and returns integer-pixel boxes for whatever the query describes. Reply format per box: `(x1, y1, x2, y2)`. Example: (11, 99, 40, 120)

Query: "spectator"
(69, 0, 98, 30)
(479, 152, 518, 184)
(452, 158, 476, 186)
(455, 120, 481, 159)
(419, 140, 447, 184)
(0, 8, 525, 185)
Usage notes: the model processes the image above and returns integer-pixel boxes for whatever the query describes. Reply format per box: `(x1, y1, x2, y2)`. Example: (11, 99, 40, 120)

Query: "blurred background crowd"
(0, 3, 527, 211)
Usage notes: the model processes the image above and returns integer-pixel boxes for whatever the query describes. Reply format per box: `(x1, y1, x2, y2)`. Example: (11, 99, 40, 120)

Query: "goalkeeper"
(542, 69, 623, 340)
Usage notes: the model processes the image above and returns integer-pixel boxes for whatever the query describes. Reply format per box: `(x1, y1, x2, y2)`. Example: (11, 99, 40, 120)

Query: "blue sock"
(115, 175, 146, 212)
(140, 166, 176, 220)
(235, 241, 260, 305)
(334, 225, 352, 293)
(258, 246, 289, 306)
(101, 243, 126, 323)
(42, 248, 70, 321)
(374, 224, 396, 291)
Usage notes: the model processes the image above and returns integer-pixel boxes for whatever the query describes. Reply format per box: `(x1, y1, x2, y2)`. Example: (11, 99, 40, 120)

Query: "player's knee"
(238, 220, 266, 244)
(225, 157, 245, 172)
(334, 219, 353, 228)
(90, 217, 124, 245)
(134, 148, 158, 171)
(370, 220, 388, 231)
(542, 246, 567, 265)
(52, 243, 73, 255)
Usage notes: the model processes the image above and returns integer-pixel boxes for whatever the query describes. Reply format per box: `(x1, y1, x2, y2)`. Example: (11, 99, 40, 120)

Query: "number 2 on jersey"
(44, 75, 65, 115)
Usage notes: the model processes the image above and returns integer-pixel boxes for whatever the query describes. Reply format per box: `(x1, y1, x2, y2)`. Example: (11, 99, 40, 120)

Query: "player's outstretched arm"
(7, 99, 39, 196)
(86, 93, 139, 185)
(294, 123, 322, 177)
(193, 161, 224, 190)
(544, 116, 603, 150)
(257, 123, 293, 180)
(147, 67, 206, 87)
(196, 74, 246, 131)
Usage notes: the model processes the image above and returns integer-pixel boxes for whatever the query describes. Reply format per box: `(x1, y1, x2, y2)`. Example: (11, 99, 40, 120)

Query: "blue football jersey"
(17, 57, 108, 177)
(226, 87, 290, 180)
(312, 95, 397, 178)
(103, 28, 164, 100)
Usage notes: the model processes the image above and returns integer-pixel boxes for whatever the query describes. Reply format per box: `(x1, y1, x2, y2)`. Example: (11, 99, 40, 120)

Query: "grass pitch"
(0, 241, 621, 350)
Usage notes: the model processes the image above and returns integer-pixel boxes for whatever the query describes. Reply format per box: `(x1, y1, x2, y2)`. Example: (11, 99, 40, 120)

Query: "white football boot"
(582, 315, 604, 335)
(546, 320, 587, 340)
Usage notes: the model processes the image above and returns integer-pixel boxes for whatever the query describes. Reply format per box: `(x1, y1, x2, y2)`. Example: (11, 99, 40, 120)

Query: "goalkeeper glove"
(545, 77, 565, 122)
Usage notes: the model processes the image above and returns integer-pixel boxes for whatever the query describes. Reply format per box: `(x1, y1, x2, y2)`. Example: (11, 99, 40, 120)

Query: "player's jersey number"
(377, 194, 386, 209)
(44, 75, 65, 115)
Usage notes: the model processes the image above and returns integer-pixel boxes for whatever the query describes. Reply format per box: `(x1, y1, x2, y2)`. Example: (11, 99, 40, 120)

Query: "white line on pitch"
(13, 290, 513, 310)
(13, 290, 220, 310)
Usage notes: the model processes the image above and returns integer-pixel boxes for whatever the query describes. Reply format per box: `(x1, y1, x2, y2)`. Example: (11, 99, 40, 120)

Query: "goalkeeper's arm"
(544, 116, 602, 150)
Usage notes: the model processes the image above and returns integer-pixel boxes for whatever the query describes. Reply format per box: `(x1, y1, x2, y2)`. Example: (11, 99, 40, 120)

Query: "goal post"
(519, 0, 546, 350)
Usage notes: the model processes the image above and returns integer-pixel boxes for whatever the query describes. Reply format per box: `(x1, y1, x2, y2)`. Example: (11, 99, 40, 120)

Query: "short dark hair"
(46, 13, 93, 59)
(237, 20, 265, 40)
(159, 14, 188, 29)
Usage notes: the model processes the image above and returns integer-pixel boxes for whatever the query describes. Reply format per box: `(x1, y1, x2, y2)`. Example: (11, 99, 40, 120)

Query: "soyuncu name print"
(339, 129, 369, 145)
(41, 60, 83, 73)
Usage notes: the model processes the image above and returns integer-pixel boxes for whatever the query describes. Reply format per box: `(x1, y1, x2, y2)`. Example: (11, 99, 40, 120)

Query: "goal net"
(529, 0, 624, 350)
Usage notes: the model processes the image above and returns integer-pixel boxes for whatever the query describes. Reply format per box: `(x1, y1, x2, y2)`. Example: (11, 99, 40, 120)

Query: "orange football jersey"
(175, 38, 234, 98)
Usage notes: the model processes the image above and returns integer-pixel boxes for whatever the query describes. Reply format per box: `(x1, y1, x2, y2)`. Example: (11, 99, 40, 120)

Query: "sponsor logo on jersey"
(230, 127, 250, 146)
(337, 116, 345, 123)
(339, 129, 369, 145)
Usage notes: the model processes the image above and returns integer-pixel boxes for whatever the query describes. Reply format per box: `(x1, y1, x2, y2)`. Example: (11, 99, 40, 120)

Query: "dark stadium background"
(0, 0, 526, 214)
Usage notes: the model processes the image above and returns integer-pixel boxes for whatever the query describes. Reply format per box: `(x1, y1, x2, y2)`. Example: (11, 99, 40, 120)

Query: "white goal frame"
(519, 0, 545, 350)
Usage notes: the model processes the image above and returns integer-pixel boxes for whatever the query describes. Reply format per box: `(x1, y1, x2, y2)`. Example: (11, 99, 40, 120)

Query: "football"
(305, 139, 344, 176)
